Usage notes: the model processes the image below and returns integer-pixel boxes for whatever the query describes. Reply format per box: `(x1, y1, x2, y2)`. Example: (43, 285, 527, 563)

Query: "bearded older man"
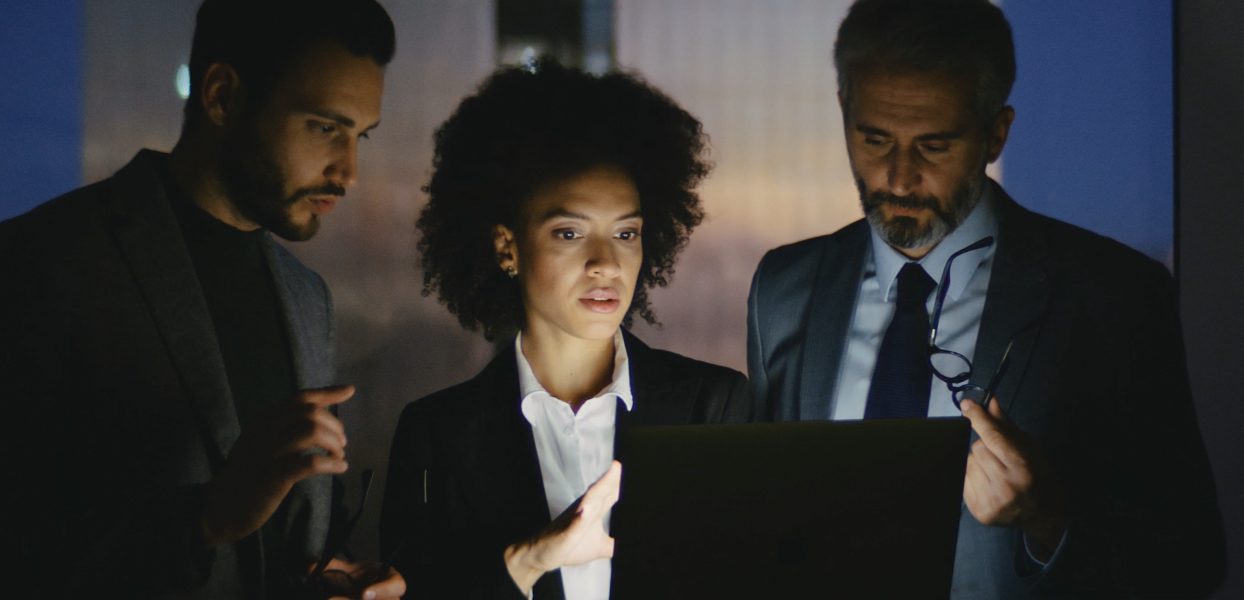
(746, 0, 1224, 597)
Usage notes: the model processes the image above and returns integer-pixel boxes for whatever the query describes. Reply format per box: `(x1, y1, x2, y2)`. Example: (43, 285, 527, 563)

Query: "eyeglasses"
(926, 236, 1013, 409)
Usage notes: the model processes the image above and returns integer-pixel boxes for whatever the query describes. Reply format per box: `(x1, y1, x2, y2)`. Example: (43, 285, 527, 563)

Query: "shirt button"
(564, 425, 574, 435)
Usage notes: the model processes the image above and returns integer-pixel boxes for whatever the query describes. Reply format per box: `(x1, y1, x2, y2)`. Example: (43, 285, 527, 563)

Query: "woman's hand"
(503, 461, 622, 594)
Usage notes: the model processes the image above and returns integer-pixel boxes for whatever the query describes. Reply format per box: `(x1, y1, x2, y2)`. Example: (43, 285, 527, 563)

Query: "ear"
(985, 106, 1015, 164)
(200, 62, 245, 127)
(492, 224, 518, 274)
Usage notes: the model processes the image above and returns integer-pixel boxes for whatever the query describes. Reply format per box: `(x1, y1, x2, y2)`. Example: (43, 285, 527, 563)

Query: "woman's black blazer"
(380, 329, 751, 599)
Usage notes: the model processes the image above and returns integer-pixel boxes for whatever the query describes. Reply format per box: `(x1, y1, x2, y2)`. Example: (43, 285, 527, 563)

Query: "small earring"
(505, 266, 518, 278)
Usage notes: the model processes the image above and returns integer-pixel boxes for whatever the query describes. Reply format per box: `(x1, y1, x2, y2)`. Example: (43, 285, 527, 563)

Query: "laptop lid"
(611, 418, 970, 599)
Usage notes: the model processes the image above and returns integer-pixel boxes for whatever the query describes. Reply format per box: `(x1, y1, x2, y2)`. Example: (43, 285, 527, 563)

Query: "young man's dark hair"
(417, 59, 710, 340)
(834, 0, 1015, 126)
(184, 0, 396, 128)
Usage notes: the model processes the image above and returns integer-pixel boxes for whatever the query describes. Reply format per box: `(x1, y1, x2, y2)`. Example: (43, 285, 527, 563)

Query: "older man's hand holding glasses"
(929, 237, 1068, 562)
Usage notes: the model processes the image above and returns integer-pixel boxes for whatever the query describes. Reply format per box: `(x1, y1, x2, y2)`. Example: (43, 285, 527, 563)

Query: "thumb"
(961, 398, 1004, 447)
(301, 385, 355, 407)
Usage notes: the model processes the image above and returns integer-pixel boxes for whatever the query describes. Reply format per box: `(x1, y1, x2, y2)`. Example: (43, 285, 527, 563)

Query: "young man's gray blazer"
(1, 150, 337, 598)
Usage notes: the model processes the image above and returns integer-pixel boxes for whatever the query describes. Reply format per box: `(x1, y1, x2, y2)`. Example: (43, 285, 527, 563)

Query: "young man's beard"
(857, 173, 982, 251)
(217, 123, 338, 242)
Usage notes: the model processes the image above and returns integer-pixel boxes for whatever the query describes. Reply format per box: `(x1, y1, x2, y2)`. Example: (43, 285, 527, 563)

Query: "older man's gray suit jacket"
(746, 184, 1225, 598)
(0, 151, 337, 598)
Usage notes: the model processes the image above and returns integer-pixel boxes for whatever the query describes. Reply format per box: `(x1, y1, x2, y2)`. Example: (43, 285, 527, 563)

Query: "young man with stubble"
(1, 1, 405, 597)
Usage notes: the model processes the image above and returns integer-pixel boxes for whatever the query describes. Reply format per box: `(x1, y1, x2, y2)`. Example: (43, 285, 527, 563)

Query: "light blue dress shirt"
(829, 185, 998, 420)
(829, 184, 1068, 569)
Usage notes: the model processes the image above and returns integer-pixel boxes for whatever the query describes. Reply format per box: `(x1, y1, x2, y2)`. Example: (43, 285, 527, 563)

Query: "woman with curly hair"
(380, 60, 752, 599)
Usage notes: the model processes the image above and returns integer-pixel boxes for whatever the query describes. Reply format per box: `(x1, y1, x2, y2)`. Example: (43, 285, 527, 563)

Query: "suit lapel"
(617, 331, 702, 434)
(264, 241, 335, 389)
(797, 222, 869, 421)
(972, 189, 1051, 417)
(105, 151, 239, 465)
(263, 240, 337, 560)
(467, 348, 565, 598)
(472, 347, 552, 535)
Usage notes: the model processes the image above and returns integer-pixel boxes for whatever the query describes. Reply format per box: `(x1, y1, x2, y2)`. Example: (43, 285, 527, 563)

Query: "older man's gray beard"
(858, 174, 983, 251)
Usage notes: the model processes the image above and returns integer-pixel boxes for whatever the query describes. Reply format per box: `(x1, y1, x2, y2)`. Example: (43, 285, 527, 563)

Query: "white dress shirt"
(517, 331, 633, 600)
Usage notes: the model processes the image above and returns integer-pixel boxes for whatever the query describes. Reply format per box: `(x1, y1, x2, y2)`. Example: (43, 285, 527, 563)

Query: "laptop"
(610, 419, 970, 599)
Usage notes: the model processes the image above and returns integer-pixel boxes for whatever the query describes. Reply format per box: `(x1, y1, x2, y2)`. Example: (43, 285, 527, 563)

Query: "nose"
(586, 237, 622, 279)
(887, 146, 921, 197)
(325, 137, 359, 189)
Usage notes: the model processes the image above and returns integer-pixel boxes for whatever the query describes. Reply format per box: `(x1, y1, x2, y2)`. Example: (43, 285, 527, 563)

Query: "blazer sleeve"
(381, 402, 529, 600)
(1026, 261, 1225, 597)
(0, 294, 218, 594)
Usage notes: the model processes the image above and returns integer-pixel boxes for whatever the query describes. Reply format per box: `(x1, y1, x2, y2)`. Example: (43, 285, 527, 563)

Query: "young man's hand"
(200, 386, 354, 545)
(310, 557, 406, 600)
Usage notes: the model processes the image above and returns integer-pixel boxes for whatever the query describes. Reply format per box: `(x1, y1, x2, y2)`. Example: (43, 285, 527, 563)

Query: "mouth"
(308, 195, 340, 216)
(884, 203, 930, 219)
(579, 288, 621, 313)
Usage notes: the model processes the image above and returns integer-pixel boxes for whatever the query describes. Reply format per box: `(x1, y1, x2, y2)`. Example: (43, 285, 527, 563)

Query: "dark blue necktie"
(865, 262, 937, 419)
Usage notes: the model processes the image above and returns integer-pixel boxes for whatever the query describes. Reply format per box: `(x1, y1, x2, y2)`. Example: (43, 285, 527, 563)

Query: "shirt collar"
(515, 330, 634, 411)
(869, 180, 999, 303)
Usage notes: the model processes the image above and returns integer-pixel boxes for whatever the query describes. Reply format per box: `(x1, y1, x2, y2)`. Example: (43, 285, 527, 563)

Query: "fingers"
(598, 460, 622, 484)
(583, 462, 621, 502)
(604, 461, 623, 492)
(313, 559, 404, 600)
(965, 454, 991, 490)
(286, 451, 349, 481)
(964, 447, 993, 504)
(987, 395, 1004, 417)
(267, 395, 348, 464)
(306, 407, 348, 453)
(306, 410, 350, 458)
(520, 462, 623, 573)
(961, 399, 1015, 461)
(301, 385, 355, 407)
(312, 557, 349, 574)
(276, 417, 347, 460)
(302, 389, 348, 454)
(959, 398, 989, 426)
(581, 461, 622, 515)
(361, 567, 407, 599)
(963, 430, 1041, 528)
(965, 444, 1015, 524)
(970, 438, 1008, 477)
(963, 457, 995, 519)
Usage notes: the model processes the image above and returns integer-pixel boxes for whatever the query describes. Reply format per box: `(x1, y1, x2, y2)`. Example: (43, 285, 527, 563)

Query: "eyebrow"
(537, 208, 644, 223)
(304, 108, 381, 133)
(855, 124, 964, 142)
